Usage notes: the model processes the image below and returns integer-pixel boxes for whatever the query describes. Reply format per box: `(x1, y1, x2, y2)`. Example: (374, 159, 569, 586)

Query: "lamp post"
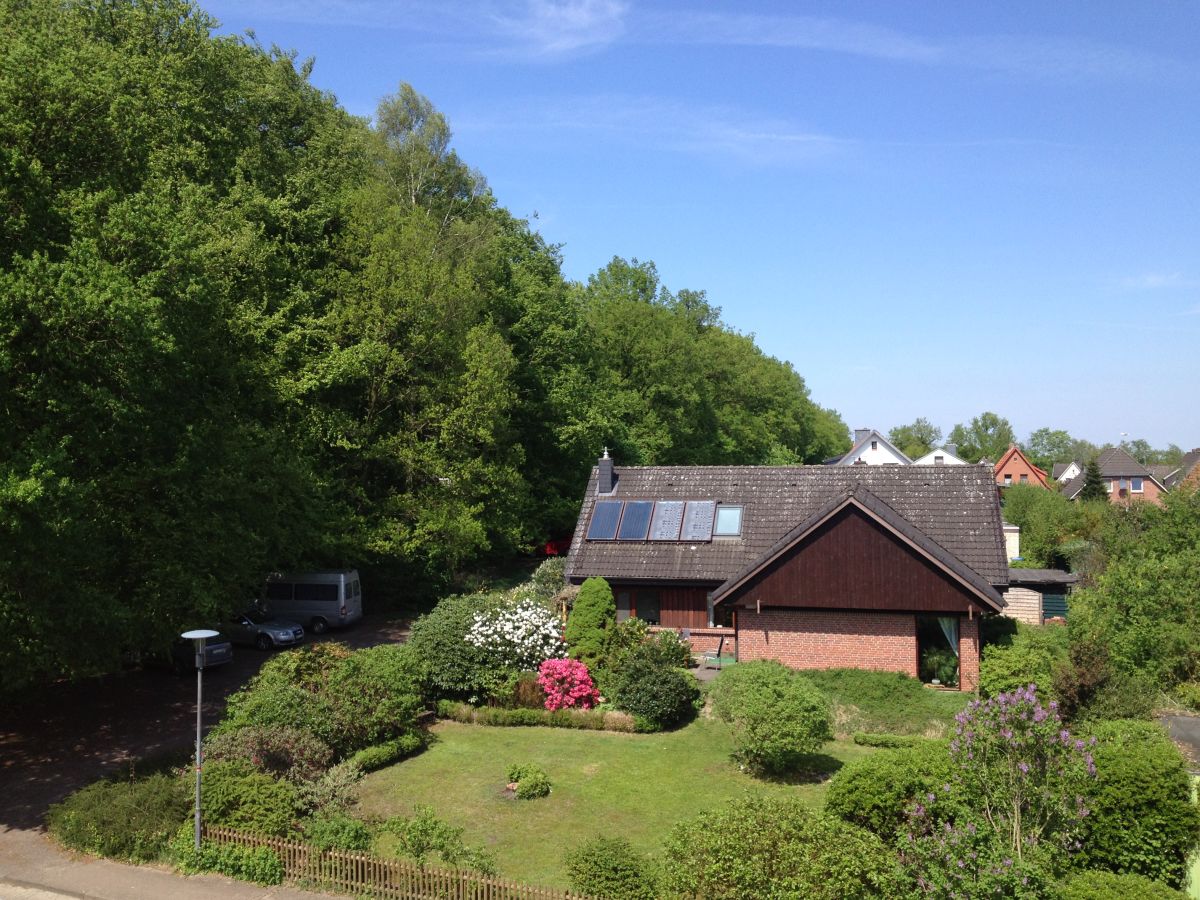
(181, 628, 219, 851)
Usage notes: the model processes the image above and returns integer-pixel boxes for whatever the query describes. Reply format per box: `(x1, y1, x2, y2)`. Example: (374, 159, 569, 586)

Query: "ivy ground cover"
(355, 719, 876, 888)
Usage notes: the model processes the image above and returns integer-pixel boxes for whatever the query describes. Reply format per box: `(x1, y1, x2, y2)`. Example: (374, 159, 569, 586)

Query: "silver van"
(263, 570, 363, 634)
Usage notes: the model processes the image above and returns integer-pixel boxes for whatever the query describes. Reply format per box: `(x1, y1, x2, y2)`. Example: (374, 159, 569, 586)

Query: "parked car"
(225, 610, 305, 651)
(168, 632, 234, 675)
(263, 570, 363, 634)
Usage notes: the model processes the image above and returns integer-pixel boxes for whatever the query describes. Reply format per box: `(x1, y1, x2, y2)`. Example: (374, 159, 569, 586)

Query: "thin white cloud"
(1119, 272, 1200, 290)
(484, 0, 628, 58)
(646, 12, 1192, 83)
(457, 94, 849, 165)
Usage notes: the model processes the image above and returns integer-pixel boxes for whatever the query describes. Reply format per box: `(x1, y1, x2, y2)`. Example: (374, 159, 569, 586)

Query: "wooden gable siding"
(731, 505, 984, 613)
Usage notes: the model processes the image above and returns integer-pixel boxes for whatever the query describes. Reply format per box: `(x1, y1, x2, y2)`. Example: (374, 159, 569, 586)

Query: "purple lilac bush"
(902, 684, 1096, 898)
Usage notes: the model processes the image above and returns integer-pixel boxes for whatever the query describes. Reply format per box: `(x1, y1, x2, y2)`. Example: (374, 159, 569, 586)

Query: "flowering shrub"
(901, 684, 1096, 897)
(464, 595, 565, 672)
(538, 658, 600, 711)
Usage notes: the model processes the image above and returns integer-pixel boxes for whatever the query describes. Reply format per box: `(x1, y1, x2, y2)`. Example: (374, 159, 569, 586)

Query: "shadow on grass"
(755, 753, 845, 785)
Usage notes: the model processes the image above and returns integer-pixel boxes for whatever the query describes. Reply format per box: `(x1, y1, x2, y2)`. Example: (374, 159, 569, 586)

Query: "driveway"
(0, 618, 410, 898)
(1161, 714, 1200, 771)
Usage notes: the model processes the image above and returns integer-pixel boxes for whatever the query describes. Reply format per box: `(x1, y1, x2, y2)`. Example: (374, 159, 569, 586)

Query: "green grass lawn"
(355, 718, 877, 888)
(800, 668, 972, 737)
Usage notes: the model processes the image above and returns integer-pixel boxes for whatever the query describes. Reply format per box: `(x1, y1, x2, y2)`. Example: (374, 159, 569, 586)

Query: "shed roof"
(564, 463, 1008, 587)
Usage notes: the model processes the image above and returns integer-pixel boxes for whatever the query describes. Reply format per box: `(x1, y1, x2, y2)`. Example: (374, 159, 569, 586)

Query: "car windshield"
(244, 611, 270, 625)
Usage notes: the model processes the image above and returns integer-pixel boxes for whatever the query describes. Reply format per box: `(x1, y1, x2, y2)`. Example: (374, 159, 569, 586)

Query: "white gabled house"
(912, 444, 968, 466)
(828, 429, 913, 466)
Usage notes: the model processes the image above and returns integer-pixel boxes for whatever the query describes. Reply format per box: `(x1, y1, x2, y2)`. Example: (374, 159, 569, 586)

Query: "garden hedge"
(823, 740, 953, 841)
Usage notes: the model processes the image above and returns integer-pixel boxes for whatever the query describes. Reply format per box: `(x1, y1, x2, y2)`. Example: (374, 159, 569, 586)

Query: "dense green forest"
(0, 0, 847, 687)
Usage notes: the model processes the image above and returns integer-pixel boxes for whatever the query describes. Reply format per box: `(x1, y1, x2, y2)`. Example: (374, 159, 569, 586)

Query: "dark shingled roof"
(1062, 447, 1166, 498)
(565, 463, 1008, 587)
(1051, 462, 1073, 480)
(1007, 568, 1078, 586)
(1166, 449, 1200, 489)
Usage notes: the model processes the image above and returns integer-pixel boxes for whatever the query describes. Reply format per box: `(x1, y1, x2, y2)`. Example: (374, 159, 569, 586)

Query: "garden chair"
(701, 636, 725, 670)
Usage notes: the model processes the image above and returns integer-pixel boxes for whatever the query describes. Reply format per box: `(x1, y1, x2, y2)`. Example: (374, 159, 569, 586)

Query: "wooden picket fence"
(202, 825, 592, 900)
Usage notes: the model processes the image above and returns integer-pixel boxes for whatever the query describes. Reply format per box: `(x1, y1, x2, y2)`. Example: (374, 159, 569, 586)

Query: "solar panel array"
(587, 499, 725, 542)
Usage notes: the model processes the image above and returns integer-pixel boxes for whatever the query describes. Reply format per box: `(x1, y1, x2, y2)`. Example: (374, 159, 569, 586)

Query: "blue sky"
(208, 1, 1200, 450)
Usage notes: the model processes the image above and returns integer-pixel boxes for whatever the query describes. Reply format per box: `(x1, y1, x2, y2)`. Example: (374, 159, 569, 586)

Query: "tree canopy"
(0, 0, 847, 688)
(948, 412, 1016, 463)
(888, 418, 942, 460)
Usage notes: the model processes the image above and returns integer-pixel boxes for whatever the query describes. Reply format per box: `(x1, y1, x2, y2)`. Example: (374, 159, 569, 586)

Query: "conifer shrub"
(46, 773, 189, 862)
(201, 761, 298, 836)
(611, 645, 699, 731)
(564, 577, 615, 669)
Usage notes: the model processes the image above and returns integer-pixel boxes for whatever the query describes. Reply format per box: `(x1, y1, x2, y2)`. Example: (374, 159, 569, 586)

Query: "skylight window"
(714, 506, 743, 536)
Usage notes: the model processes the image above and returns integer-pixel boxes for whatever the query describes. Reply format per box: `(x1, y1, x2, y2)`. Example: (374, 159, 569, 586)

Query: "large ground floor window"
(916, 614, 960, 687)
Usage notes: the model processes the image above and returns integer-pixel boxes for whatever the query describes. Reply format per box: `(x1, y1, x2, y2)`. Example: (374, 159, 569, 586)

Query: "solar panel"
(617, 500, 654, 540)
(649, 501, 685, 540)
(681, 500, 716, 541)
(586, 500, 623, 540)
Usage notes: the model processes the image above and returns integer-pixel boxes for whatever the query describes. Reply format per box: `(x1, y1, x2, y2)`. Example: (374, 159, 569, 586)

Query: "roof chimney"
(945, 443, 957, 457)
(854, 428, 871, 445)
(597, 448, 615, 494)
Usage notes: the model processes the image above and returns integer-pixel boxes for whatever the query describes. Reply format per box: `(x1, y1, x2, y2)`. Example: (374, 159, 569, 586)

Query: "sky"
(206, 0, 1200, 450)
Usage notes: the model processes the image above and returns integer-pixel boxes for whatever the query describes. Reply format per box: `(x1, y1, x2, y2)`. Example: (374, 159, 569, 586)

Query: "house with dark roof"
(564, 453, 1009, 691)
(994, 445, 1049, 489)
(1061, 447, 1167, 504)
(1165, 448, 1200, 490)
(1002, 569, 1078, 625)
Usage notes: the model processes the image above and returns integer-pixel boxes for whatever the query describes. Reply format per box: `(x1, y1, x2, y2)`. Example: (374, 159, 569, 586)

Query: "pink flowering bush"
(901, 684, 1096, 897)
(537, 658, 600, 711)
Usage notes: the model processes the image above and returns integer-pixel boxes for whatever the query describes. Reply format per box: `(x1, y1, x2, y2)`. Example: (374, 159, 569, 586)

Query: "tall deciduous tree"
(948, 412, 1017, 463)
(888, 418, 942, 459)
(1025, 428, 1075, 472)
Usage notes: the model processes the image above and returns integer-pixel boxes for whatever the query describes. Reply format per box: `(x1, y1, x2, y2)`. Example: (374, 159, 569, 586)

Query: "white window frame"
(1131, 477, 1144, 493)
(713, 505, 743, 537)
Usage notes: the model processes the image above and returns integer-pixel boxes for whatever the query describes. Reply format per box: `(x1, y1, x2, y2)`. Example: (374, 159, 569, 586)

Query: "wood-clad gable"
(717, 502, 997, 614)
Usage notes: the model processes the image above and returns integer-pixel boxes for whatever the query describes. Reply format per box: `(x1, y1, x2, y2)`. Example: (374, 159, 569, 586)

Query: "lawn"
(355, 718, 877, 888)
(800, 668, 972, 737)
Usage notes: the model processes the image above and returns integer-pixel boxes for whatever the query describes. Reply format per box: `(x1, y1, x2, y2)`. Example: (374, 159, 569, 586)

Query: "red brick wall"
(959, 615, 980, 691)
(737, 608, 982, 692)
(650, 626, 735, 656)
(737, 608, 918, 679)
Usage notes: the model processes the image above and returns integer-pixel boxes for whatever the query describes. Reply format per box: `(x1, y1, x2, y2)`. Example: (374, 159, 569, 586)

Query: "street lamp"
(181, 628, 219, 851)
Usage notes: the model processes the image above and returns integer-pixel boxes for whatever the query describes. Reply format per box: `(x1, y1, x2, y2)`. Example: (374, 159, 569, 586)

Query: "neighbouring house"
(1002, 569, 1078, 625)
(911, 444, 968, 466)
(993, 445, 1050, 489)
(1165, 448, 1200, 490)
(825, 428, 913, 466)
(1052, 461, 1081, 483)
(1061, 447, 1167, 504)
(564, 454, 1009, 691)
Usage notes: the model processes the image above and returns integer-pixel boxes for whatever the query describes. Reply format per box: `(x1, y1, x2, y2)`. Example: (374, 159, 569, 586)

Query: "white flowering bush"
(464, 594, 565, 672)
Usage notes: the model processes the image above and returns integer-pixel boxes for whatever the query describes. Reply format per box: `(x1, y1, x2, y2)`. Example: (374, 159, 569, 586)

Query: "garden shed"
(564, 454, 1009, 691)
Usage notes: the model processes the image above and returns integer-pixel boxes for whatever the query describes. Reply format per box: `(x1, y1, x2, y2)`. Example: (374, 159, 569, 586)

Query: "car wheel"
(255, 634, 273, 651)
(310, 617, 329, 635)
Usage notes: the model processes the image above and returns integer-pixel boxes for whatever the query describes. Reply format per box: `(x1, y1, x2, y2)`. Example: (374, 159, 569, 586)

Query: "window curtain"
(937, 616, 960, 658)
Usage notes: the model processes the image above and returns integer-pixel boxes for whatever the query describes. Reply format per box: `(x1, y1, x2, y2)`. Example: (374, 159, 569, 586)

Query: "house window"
(870, 440, 878, 450)
(636, 590, 660, 625)
(1003, 474, 1012, 486)
(616, 591, 632, 623)
(1132, 477, 1144, 492)
(934, 455, 944, 465)
(714, 506, 743, 536)
(1106, 481, 1113, 492)
(1119, 478, 1128, 490)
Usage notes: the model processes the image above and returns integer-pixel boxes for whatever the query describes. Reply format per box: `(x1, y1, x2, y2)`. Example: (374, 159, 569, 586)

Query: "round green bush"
(216, 643, 424, 757)
(978, 623, 1068, 698)
(1059, 870, 1187, 900)
(507, 762, 551, 799)
(565, 837, 659, 900)
(823, 740, 954, 841)
(202, 761, 298, 836)
(565, 577, 615, 669)
(611, 649, 699, 731)
(47, 773, 189, 861)
(707, 660, 833, 774)
(407, 591, 506, 700)
(204, 726, 334, 782)
(661, 794, 902, 899)
(303, 813, 375, 851)
(1076, 720, 1200, 889)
